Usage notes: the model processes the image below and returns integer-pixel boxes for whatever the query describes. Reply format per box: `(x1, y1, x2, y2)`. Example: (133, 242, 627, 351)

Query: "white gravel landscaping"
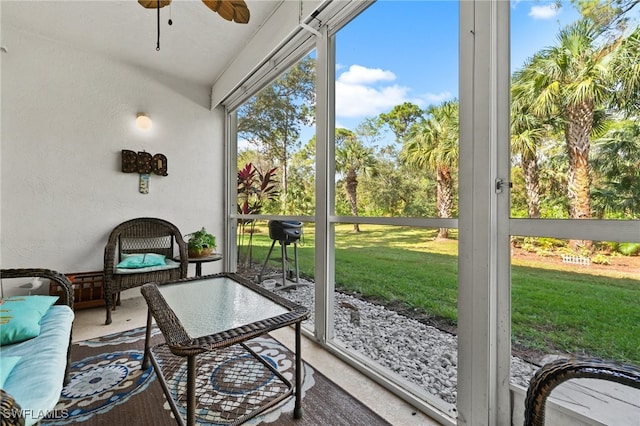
(271, 277, 539, 405)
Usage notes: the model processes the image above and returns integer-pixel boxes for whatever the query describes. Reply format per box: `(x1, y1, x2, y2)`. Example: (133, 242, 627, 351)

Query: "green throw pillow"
(0, 295, 59, 345)
(117, 253, 166, 269)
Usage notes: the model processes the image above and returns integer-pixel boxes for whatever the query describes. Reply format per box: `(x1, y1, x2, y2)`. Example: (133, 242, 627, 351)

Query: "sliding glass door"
(225, 1, 639, 424)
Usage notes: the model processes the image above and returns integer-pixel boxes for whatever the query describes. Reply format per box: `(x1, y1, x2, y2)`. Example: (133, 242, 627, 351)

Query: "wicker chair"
(103, 217, 187, 324)
(524, 356, 640, 425)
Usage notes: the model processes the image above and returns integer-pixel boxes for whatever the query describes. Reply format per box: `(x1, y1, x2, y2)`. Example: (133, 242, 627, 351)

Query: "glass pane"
(509, 2, 639, 222)
(332, 223, 458, 415)
(329, 0, 460, 417)
(334, 1, 459, 220)
(236, 51, 317, 216)
(233, 51, 317, 329)
(510, 234, 640, 421)
(510, 3, 640, 423)
(236, 219, 316, 332)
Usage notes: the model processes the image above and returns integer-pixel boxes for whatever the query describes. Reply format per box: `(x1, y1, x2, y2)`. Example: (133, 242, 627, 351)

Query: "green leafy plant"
(618, 242, 640, 256)
(236, 163, 279, 265)
(185, 227, 216, 256)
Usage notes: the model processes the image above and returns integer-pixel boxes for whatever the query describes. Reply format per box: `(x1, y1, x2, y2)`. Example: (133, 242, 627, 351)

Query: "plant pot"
(188, 247, 214, 258)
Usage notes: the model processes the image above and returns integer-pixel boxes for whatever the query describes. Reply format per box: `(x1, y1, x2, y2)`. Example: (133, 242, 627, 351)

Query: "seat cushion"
(116, 253, 166, 269)
(115, 258, 181, 274)
(0, 356, 20, 387)
(0, 305, 74, 426)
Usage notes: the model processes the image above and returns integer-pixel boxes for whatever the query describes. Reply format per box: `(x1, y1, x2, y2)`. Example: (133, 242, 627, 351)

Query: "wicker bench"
(0, 269, 74, 426)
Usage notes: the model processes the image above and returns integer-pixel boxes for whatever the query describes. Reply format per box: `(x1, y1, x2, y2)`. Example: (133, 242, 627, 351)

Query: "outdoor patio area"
(71, 290, 438, 426)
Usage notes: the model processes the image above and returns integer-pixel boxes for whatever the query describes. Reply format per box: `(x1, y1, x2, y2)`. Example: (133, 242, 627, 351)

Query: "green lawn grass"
(240, 223, 640, 365)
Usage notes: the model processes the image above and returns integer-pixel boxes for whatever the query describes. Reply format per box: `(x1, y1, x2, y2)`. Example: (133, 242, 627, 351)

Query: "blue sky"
(333, 0, 582, 132)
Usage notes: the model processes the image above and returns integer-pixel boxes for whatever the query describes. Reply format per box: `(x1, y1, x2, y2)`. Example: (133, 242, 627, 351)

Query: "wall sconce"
(136, 113, 152, 130)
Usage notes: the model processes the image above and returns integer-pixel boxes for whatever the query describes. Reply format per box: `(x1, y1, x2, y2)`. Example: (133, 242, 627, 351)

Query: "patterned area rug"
(42, 327, 391, 425)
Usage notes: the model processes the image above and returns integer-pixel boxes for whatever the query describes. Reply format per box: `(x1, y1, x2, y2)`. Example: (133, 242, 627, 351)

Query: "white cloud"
(335, 65, 455, 119)
(336, 80, 409, 118)
(422, 91, 454, 105)
(335, 64, 405, 118)
(529, 4, 561, 19)
(338, 65, 396, 85)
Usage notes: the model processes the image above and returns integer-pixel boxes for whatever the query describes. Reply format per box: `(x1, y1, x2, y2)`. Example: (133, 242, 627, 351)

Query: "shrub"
(618, 243, 640, 256)
(591, 254, 610, 265)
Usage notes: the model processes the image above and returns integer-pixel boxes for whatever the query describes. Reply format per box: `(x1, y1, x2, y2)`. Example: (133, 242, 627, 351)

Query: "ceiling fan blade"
(201, 0, 250, 24)
(138, 0, 171, 8)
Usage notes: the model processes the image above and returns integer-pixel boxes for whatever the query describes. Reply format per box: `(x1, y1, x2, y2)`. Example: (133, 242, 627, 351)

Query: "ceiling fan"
(138, 0, 250, 50)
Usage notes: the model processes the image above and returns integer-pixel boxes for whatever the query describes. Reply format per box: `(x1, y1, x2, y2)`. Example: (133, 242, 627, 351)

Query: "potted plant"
(185, 227, 216, 258)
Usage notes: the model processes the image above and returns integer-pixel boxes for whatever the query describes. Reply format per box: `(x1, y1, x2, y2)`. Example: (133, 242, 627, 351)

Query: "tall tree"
(359, 148, 434, 217)
(355, 117, 384, 147)
(378, 102, 424, 142)
(401, 100, 459, 239)
(237, 56, 315, 209)
(285, 136, 317, 215)
(335, 128, 377, 232)
(571, 0, 639, 34)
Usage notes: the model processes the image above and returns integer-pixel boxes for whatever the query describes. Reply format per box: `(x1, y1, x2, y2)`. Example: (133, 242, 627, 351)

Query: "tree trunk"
(522, 151, 541, 218)
(565, 102, 594, 251)
(346, 170, 360, 232)
(437, 166, 453, 239)
(281, 144, 288, 212)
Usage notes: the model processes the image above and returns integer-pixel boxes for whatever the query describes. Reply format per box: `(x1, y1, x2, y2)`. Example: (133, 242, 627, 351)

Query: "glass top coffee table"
(140, 273, 309, 426)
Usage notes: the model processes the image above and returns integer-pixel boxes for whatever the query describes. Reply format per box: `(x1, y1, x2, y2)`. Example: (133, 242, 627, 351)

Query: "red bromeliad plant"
(237, 163, 279, 265)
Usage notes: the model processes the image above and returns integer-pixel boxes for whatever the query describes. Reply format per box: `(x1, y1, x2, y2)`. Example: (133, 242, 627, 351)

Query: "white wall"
(1, 27, 225, 291)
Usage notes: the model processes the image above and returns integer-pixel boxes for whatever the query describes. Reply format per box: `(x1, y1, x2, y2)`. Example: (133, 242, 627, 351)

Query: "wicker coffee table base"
(149, 342, 293, 426)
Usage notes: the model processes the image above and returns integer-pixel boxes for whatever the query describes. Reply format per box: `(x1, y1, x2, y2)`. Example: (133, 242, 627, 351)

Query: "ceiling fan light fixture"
(138, 0, 249, 24)
(138, 0, 171, 9)
(137, 0, 250, 50)
(202, 0, 250, 24)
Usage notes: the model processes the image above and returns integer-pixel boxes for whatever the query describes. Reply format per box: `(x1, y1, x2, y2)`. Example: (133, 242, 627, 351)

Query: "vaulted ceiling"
(2, 0, 283, 87)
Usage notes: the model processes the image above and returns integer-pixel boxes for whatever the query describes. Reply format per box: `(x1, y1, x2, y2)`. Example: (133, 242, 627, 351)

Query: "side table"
(186, 253, 222, 276)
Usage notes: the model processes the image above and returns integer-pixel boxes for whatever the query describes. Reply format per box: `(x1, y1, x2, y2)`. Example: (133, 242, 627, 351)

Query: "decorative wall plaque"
(121, 150, 168, 175)
(152, 153, 168, 176)
(121, 150, 138, 173)
(121, 150, 168, 194)
(137, 151, 153, 174)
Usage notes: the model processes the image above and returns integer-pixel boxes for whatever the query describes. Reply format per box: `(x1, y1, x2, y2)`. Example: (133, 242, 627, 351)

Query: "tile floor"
(72, 291, 440, 426)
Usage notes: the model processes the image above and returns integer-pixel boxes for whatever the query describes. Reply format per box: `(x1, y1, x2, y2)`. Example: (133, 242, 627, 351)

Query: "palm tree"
(510, 79, 555, 219)
(611, 23, 640, 115)
(591, 121, 640, 218)
(513, 20, 640, 249)
(401, 100, 459, 239)
(335, 128, 377, 232)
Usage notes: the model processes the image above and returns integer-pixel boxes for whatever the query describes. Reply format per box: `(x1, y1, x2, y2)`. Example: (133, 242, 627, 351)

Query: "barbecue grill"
(258, 220, 307, 290)
(269, 220, 303, 243)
